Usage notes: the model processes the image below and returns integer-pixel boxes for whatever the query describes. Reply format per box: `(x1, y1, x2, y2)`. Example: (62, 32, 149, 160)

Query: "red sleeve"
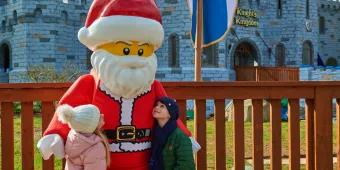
(43, 74, 96, 141)
(154, 80, 192, 136)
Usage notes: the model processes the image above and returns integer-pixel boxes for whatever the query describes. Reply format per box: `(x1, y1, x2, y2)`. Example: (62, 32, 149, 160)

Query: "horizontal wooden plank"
(0, 88, 67, 101)
(166, 86, 315, 99)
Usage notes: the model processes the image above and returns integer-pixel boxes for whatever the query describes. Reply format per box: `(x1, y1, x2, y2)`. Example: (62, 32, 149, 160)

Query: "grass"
(0, 115, 338, 169)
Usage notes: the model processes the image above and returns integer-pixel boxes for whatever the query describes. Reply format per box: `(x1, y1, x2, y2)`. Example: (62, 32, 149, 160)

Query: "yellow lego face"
(97, 41, 155, 57)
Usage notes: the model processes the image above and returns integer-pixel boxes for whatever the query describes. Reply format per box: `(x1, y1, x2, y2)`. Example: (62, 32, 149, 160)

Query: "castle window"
(277, 0, 282, 18)
(0, 0, 7, 6)
(248, 0, 253, 8)
(302, 41, 313, 65)
(0, 43, 10, 72)
(275, 43, 285, 66)
(13, 10, 17, 25)
(80, 13, 87, 24)
(81, 0, 86, 5)
(61, 11, 68, 25)
(168, 33, 179, 67)
(1, 20, 5, 33)
(319, 16, 325, 34)
(34, 8, 42, 22)
(202, 43, 218, 67)
(306, 0, 310, 19)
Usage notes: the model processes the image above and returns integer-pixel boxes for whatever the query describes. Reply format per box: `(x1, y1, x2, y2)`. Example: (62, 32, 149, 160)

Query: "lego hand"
(37, 134, 65, 160)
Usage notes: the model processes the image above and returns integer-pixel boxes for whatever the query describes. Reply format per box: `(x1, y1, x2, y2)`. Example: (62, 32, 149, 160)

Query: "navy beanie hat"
(158, 97, 179, 120)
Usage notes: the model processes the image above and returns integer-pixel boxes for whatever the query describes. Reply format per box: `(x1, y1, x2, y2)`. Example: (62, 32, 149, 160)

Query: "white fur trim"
(99, 83, 121, 101)
(110, 141, 151, 152)
(99, 82, 151, 100)
(78, 15, 164, 51)
(120, 98, 134, 125)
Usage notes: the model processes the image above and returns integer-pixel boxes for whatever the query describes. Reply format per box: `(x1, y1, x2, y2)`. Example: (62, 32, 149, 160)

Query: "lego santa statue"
(37, 0, 198, 169)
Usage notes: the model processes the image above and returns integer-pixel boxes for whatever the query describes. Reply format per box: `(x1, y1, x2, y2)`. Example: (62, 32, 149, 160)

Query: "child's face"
(152, 101, 171, 120)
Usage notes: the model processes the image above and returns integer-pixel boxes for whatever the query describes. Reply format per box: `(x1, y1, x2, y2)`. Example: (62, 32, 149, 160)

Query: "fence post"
(194, 99, 206, 170)
(305, 99, 315, 170)
(314, 87, 333, 170)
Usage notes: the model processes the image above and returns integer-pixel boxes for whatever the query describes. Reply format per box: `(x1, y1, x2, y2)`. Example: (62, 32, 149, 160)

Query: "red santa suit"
(45, 72, 186, 169)
(42, 1, 193, 169)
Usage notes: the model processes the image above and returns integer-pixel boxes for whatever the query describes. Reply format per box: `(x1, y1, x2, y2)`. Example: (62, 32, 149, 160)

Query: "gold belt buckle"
(117, 125, 136, 141)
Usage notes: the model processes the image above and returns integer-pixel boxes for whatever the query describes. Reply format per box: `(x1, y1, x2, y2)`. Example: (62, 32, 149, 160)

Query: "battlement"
(0, 0, 91, 33)
(319, 0, 340, 9)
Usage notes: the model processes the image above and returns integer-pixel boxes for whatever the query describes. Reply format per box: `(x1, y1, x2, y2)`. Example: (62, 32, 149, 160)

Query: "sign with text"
(234, 8, 259, 27)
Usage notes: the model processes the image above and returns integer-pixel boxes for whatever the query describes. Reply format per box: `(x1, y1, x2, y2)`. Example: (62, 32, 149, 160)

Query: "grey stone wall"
(0, 0, 338, 83)
(0, 0, 91, 82)
(318, 0, 340, 66)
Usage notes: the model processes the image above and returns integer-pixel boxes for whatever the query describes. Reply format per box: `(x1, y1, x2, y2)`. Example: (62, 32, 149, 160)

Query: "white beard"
(91, 49, 157, 99)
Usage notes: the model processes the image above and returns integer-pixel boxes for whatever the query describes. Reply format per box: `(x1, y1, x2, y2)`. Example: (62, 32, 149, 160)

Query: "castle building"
(0, 0, 339, 82)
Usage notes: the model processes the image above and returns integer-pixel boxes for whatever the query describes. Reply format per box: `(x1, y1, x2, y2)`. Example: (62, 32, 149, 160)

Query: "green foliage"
(27, 61, 83, 83)
(13, 101, 42, 114)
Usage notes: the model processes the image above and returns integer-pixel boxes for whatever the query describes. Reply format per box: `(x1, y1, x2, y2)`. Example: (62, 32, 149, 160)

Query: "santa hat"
(78, 0, 164, 51)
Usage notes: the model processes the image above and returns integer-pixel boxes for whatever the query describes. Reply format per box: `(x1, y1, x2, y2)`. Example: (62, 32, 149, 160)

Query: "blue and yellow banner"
(188, 0, 238, 47)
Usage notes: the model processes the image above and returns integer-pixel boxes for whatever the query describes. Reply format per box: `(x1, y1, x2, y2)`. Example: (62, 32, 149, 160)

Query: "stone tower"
(0, 0, 91, 82)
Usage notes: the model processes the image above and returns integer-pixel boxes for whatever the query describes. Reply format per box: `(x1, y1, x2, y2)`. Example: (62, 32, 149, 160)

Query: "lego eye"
(123, 48, 130, 55)
(138, 49, 144, 56)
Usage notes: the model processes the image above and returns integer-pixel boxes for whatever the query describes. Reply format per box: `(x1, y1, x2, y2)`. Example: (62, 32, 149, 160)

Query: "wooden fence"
(1, 82, 340, 170)
(235, 67, 299, 81)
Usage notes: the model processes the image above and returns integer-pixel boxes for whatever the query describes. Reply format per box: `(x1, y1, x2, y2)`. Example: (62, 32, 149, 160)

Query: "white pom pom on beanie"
(57, 104, 101, 133)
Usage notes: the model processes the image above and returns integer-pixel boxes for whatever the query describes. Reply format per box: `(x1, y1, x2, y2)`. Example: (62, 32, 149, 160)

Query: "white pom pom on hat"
(57, 104, 101, 133)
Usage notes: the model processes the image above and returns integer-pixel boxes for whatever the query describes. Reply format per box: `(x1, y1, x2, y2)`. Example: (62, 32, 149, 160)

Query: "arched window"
(275, 43, 285, 66)
(34, 8, 42, 22)
(61, 11, 68, 25)
(1, 20, 5, 33)
(319, 16, 325, 34)
(203, 43, 218, 67)
(168, 33, 179, 67)
(302, 41, 313, 65)
(0, 0, 7, 6)
(0, 43, 10, 72)
(306, 0, 310, 19)
(80, 13, 87, 24)
(13, 10, 18, 25)
(248, 0, 252, 8)
(277, 0, 282, 18)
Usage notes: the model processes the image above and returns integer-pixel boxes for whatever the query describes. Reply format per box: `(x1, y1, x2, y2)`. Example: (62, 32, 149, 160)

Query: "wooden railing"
(1, 82, 340, 170)
(235, 66, 299, 81)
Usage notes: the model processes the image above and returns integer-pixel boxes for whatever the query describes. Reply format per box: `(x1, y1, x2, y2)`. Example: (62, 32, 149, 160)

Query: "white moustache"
(118, 56, 148, 69)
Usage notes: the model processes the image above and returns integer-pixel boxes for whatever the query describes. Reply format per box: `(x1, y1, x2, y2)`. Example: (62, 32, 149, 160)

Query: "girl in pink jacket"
(57, 104, 110, 170)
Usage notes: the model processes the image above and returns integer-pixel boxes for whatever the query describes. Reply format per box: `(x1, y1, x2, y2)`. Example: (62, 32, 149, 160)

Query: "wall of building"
(0, 0, 91, 82)
(318, 0, 340, 66)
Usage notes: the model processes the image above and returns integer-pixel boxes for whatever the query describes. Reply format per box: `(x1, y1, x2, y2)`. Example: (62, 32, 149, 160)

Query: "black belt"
(104, 125, 151, 141)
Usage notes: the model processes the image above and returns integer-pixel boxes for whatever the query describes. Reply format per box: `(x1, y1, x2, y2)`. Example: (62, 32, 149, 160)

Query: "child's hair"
(94, 128, 111, 167)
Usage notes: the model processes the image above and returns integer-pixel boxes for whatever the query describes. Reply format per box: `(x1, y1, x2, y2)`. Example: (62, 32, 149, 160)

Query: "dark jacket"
(162, 128, 195, 170)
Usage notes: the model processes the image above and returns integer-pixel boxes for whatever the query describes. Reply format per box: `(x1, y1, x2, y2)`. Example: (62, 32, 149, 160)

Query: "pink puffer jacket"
(64, 130, 106, 170)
